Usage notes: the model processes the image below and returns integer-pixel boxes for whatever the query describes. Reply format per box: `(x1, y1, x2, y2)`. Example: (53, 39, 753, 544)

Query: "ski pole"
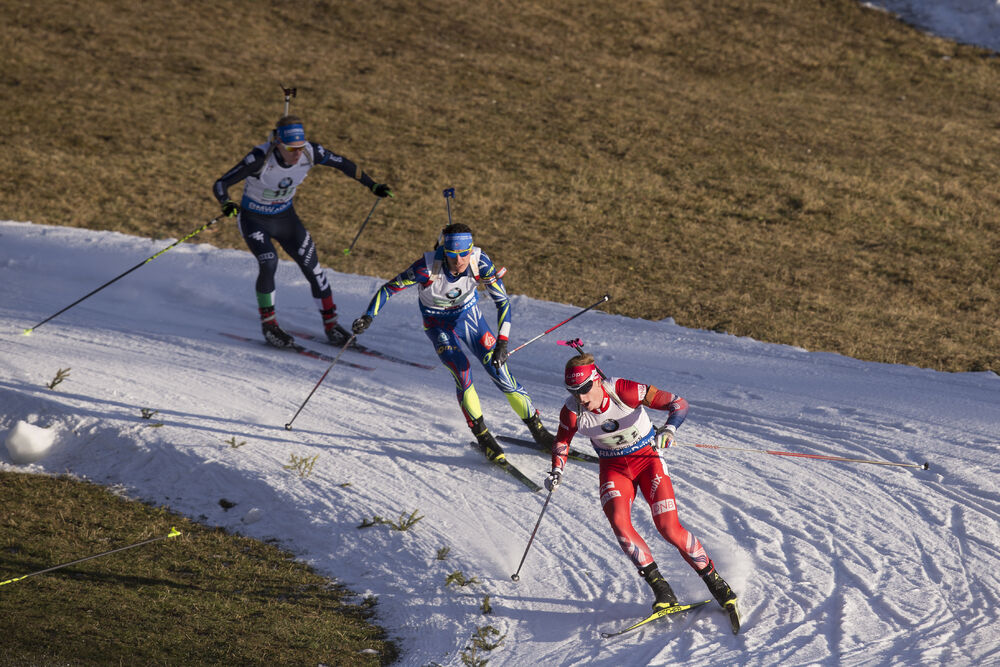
(443, 187, 455, 226)
(284, 333, 358, 430)
(557, 337, 609, 380)
(0, 527, 182, 587)
(508, 294, 611, 356)
(343, 198, 381, 255)
(280, 83, 297, 115)
(24, 217, 220, 334)
(510, 487, 555, 582)
(674, 440, 930, 470)
(435, 187, 456, 247)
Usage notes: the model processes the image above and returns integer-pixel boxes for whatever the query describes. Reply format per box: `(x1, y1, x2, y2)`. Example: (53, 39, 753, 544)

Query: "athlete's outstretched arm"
(478, 251, 512, 340)
(644, 385, 689, 430)
(616, 379, 689, 431)
(552, 404, 579, 470)
(212, 148, 267, 205)
(363, 256, 431, 318)
(312, 143, 377, 189)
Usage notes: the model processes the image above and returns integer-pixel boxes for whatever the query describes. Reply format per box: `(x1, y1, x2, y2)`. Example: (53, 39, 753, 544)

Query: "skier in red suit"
(547, 351, 740, 631)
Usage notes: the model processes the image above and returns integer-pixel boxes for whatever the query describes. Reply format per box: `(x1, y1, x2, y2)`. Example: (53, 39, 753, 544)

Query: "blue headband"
(277, 123, 306, 145)
(442, 232, 474, 252)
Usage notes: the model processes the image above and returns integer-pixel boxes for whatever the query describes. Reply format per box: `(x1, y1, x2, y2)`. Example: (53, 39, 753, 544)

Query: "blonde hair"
(276, 114, 304, 129)
(565, 352, 594, 370)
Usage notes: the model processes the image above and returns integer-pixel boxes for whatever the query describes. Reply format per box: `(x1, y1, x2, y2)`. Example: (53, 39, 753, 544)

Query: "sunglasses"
(443, 245, 473, 258)
(567, 379, 595, 396)
(282, 144, 307, 153)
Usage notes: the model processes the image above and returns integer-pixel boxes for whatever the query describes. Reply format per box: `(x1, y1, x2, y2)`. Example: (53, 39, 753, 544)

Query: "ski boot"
(523, 411, 555, 448)
(698, 561, 741, 634)
(471, 416, 504, 462)
(321, 308, 351, 346)
(260, 308, 294, 348)
(639, 562, 678, 610)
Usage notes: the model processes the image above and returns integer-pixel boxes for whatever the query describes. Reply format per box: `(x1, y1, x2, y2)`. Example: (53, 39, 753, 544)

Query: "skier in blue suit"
(351, 223, 553, 457)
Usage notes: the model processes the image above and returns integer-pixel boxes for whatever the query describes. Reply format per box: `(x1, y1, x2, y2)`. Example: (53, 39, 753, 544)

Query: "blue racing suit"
(362, 246, 534, 425)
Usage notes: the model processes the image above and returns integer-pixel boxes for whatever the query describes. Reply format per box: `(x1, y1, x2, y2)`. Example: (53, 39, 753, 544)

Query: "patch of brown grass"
(2, 0, 998, 371)
(0, 472, 396, 665)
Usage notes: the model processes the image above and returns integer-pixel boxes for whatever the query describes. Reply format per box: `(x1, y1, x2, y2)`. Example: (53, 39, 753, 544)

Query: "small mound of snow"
(5, 420, 57, 463)
(241, 507, 263, 524)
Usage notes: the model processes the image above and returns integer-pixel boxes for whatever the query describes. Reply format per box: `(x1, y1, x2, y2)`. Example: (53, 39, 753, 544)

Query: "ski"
(470, 441, 542, 492)
(722, 599, 741, 635)
(496, 435, 600, 464)
(288, 327, 436, 370)
(600, 599, 712, 638)
(219, 332, 375, 371)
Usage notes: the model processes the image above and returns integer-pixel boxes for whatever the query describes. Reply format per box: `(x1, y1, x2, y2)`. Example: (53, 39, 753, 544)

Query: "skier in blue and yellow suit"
(352, 223, 553, 458)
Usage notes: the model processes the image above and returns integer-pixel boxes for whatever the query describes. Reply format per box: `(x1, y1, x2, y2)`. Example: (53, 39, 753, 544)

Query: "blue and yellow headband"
(442, 232, 474, 257)
(276, 123, 306, 146)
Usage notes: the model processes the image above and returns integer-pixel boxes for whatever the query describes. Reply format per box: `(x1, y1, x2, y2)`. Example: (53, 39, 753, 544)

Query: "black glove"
(221, 200, 240, 218)
(370, 183, 394, 198)
(544, 468, 562, 492)
(352, 315, 373, 334)
(491, 339, 509, 371)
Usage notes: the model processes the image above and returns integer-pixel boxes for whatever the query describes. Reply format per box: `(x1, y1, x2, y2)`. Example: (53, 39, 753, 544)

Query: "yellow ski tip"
(23, 328, 33, 336)
(167, 527, 182, 538)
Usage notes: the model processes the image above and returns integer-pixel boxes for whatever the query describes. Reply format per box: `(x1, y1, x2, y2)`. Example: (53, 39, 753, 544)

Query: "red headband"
(565, 363, 599, 390)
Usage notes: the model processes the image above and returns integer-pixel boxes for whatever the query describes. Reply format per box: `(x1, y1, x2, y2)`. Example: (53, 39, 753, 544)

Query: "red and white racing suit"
(553, 377, 711, 572)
